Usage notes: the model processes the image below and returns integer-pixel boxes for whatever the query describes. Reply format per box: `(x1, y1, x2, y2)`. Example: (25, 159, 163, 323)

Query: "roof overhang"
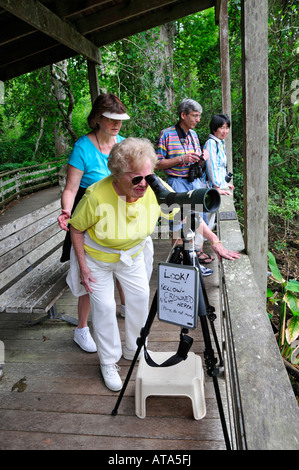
(0, 0, 217, 81)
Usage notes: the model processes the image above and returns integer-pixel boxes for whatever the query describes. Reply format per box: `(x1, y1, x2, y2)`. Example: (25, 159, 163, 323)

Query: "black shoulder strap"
(175, 123, 197, 153)
(208, 135, 220, 154)
(175, 123, 186, 142)
(143, 331, 193, 367)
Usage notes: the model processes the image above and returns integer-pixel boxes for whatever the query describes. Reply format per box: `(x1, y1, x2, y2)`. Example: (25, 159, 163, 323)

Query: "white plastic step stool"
(135, 351, 206, 420)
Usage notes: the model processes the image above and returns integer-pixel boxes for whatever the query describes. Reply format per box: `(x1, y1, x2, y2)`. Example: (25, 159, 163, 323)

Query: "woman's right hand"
(80, 268, 97, 294)
(57, 209, 71, 231)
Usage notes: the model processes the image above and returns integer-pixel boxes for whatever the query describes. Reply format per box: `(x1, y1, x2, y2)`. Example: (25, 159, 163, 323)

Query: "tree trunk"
(159, 23, 176, 111)
(147, 23, 176, 111)
(33, 116, 45, 159)
(50, 60, 77, 157)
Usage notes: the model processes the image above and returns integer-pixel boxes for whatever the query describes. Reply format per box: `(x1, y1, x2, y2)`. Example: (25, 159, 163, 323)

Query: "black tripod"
(112, 234, 231, 450)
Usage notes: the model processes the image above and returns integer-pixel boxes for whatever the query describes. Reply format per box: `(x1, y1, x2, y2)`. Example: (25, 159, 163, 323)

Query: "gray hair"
(108, 137, 157, 180)
(178, 98, 202, 118)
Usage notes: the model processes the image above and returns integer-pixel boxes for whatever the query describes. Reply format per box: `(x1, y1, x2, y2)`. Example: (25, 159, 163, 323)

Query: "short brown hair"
(87, 93, 127, 130)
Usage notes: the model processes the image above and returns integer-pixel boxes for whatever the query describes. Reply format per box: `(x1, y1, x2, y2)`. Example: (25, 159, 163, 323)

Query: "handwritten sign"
(157, 262, 199, 329)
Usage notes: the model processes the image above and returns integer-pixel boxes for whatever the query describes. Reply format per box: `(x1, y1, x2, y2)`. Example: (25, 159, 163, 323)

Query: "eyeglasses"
(188, 113, 201, 120)
(130, 174, 153, 185)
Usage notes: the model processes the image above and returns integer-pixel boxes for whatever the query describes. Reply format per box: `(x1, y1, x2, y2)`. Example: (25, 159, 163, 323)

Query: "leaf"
(286, 280, 299, 293)
(286, 317, 299, 344)
(268, 251, 284, 283)
(284, 292, 299, 315)
(267, 288, 274, 298)
(11, 376, 27, 393)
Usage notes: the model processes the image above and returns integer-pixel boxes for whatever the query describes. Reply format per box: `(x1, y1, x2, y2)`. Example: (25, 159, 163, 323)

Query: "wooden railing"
(0, 160, 67, 211)
(217, 195, 299, 450)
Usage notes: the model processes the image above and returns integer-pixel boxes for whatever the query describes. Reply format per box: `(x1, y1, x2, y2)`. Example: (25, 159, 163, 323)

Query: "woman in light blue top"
(57, 93, 130, 352)
(204, 114, 234, 195)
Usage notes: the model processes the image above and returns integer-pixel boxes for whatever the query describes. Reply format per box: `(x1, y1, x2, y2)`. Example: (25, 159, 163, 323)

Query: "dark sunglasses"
(131, 174, 153, 185)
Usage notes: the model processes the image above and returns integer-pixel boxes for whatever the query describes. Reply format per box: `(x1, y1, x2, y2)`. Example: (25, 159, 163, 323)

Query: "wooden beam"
(0, 0, 101, 64)
(75, 0, 187, 34)
(219, 0, 232, 172)
(214, 0, 221, 24)
(242, 0, 269, 300)
(0, 44, 77, 81)
(0, 33, 57, 67)
(0, 16, 35, 46)
(55, 0, 112, 20)
(87, 60, 100, 105)
(91, 0, 216, 46)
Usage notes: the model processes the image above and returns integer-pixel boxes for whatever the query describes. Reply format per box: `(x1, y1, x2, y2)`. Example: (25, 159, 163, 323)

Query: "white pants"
(86, 252, 149, 365)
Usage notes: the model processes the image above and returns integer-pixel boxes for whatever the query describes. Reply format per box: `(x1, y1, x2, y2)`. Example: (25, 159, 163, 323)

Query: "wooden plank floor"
(0, 194, 231, 450)
(0, 241, 230, 450)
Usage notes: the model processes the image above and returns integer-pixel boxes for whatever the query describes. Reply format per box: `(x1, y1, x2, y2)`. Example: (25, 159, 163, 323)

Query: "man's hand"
(183, 152, 202, 164)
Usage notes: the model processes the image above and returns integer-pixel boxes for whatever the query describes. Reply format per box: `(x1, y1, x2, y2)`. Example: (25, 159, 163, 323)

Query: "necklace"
(94, 130, 116, 155)
(94, 130, 103, 154)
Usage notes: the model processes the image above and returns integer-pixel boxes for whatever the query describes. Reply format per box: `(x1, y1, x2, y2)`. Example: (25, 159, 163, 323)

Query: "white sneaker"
(122, 344, 143, 361)
(200, 265, 213, 277)
(101, 364, 122, 391)
(120, 304, 125, 318)
(74, 327, 97, 353)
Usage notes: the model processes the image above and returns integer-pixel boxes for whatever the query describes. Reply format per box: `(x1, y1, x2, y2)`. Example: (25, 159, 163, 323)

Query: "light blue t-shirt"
(68, 134, 125, 188)
(203, 135, 227, 188)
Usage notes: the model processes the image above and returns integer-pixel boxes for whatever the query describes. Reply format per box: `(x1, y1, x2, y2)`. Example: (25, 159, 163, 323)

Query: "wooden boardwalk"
(0, 189, 230, 451)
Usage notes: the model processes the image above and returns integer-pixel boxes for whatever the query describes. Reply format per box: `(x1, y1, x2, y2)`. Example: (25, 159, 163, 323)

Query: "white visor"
(102, 111, 130, 120)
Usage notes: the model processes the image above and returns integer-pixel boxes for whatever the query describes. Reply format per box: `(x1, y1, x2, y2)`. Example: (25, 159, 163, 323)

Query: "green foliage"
(1, 68, 58, 162)
(267, 0, 299, 223)
(97, 28, 177, 142)
(0, 2, 298, 228)
(268, 251, 299, 365)
(269, 187, 299, 221)
(71, 94, 91, 137)
(174, 9, 221, 115)
(226, 0, 299, 223)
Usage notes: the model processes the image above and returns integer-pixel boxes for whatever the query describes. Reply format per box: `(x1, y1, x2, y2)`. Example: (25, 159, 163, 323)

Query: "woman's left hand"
(57, 209, 71, 231)
(218, 188, 232, 195)
(201, 148, 209, 161)
(212, 243, 241, 261)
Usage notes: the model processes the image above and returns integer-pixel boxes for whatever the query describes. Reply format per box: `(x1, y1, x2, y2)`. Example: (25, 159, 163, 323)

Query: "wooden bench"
(0, 198, 72, 323)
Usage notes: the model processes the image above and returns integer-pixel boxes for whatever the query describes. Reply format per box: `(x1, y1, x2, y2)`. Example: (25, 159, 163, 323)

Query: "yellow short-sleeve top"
(69, 175, 175, 262)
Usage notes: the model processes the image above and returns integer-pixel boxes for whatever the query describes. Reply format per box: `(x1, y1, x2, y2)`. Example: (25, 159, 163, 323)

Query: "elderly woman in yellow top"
(67, 137, 171, 391)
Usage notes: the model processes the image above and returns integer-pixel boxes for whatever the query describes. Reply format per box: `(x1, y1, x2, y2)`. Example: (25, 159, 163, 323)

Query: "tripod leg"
(169, 241, 230, 448)
(200, 315, 218, 376)
(212, 375, 231, 450)
(111, 291, 158, 416)
(193, 254, 224, 367)
(199, 314, 231, 450)
(206, 308, 224, 367)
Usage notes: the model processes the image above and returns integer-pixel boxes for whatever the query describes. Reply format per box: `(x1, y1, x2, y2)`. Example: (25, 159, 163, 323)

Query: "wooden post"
(219, 0, 232, 172)
(87, 59, 100, 105)
(241, 0, 269, 300)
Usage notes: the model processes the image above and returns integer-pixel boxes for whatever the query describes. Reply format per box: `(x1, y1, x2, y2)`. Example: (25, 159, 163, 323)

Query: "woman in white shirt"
(204, 114, 234, 195)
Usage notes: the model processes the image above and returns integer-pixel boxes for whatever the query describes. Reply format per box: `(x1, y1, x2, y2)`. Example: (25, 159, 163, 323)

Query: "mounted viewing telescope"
(145, 173, 221, 213)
